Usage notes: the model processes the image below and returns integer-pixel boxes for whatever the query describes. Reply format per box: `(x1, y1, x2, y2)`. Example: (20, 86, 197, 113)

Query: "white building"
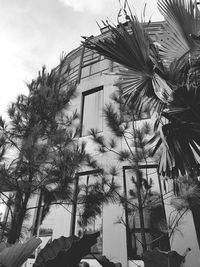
(1, 22, 200, 267)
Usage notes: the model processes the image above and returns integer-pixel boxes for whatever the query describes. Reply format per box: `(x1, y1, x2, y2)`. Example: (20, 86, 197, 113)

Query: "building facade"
(1, 22, 200, 267)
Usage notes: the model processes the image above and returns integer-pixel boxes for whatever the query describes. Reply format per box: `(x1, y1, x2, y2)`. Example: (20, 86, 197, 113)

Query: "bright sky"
(0, 0, 163, 118)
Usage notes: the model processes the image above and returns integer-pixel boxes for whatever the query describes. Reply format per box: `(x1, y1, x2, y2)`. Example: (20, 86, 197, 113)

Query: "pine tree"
(0, 57, 119, 244)
(0, 59, 89, 244)
(89, 90, 170, 257)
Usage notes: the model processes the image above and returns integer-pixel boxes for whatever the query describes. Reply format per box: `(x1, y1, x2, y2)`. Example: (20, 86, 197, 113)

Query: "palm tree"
(83, 0, 200, 179)
(83, 0, 200, 249)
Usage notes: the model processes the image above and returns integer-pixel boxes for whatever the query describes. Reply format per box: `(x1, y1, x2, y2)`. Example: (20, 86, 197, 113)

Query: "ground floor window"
(72, 170, 103, 257)
(123, 165, 170, 260)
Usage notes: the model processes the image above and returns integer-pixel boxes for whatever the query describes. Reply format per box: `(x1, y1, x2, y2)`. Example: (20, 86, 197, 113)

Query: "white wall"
(103, 204, 127, 266)
(163, 184, 200, 267)
(29, 54, 200, 267)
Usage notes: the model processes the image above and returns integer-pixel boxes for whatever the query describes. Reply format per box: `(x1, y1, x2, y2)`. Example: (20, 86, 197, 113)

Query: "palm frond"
(83, 16, 168, 114)
(166, 54, 190, 86)
(0, 237, 41, 267)
(153, 122, 200, 176)
(157, 0, 200, 63)
(33, 233, 99, 267)
(83, 17, 152, 72)
(152, 73, 173, 103)
(115, 68, 165, 113)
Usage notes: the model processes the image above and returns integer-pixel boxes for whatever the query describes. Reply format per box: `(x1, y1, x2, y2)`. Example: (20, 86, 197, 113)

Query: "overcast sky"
(0, 0, 163, 118)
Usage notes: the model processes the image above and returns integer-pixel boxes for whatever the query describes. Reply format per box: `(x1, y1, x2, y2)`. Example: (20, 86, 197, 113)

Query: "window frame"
(80, 86, 104, 137)
(122, 164, 170, 260)
(70, 169, 104, 258)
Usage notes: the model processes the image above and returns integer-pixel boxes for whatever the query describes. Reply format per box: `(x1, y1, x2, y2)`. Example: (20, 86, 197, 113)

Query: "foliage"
(0, 233, 123, 267)
(33, 232, 99, 267)
(142, 247, 191, 267)
(171, 175, 200, 210)
(89, 89, 171, 254)
(0, 56, 120, 245)
(93, 255, 122, 267)
(0, 58, 96, 244)
(77, 173, 119, 227)
(0, 237, 41, 267)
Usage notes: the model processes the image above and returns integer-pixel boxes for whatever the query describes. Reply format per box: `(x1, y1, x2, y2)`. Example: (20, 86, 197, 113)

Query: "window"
(123, 165, 170, 260)
(81, 87, 103, 136)
(72, 170, 103, 257)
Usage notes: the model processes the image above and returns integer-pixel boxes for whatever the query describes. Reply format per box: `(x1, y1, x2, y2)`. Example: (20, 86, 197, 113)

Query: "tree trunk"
(7, 192, 30, 244)
(32, 190, 43, 236)
(136, 170, 147, 252)
(132, 117, 147, 252)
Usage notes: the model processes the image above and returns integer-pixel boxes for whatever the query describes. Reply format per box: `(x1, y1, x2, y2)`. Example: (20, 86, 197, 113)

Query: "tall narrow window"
(81, 86, 103, 136)
(73, 170, 103, 257)
(123, 165, 170, 260)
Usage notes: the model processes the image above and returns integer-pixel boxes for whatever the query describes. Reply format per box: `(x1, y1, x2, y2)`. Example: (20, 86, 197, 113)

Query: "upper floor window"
(81, 86, 103, 136)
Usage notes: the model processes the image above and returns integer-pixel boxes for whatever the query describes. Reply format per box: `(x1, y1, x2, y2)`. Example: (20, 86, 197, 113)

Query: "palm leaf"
(0, 237, 41, 267)
(142, 248, 188, 267)
(166, 55, 190, 86)
(33, 235, 79, 266)
(83, 18, 152, 72)
(152, 73, 173, 103)
(153, 122, 200, 176)
(115, 67, 169, 115)
(33, 232, 100, 267)
(167, 85, 200, 123)
(83, 16, 168, 114)
(151, 78, 200, 177)
(157, 0, 200, 63)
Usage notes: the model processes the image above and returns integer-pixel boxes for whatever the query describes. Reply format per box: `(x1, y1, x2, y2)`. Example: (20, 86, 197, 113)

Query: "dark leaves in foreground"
(33, 233, 100, 267)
